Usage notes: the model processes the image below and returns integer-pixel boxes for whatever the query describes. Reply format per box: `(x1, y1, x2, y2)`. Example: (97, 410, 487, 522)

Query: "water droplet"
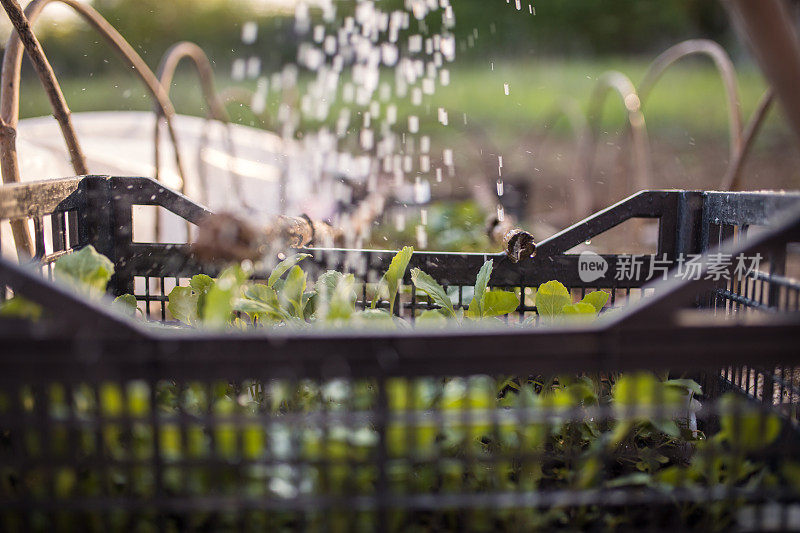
(241, 21, 258, 45)
(416, 224, 428, 249)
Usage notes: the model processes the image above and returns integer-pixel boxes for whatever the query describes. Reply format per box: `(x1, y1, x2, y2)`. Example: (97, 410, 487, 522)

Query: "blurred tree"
(451, 0, 733, 57)
(0, 0, 735, 79)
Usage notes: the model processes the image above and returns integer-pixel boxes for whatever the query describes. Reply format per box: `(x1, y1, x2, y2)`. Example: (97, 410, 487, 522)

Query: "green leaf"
(0, 296, 43, 320)
(442, 378, 495, 410)
(279, 265, 307, 317)
(203, 266, 248, 327)
(232, 298, 286, 321)
(316, 270, 344, 302)
(652, 419, 681, 438)
(718, 394, 782, 451)
(665, 379, 703, 397)
(54, 245, 114, 295)
(302, 291, 315, 319)
(549, 382, 598, 408)
(353, 310, 396, 329)
(242, 283, 286, 322)
(167, 286, 198, 326)
(417, 309, 448, 328)
(613, 373, 684, 407)
(410, 268, 455, 318)
(561, 302, 597, 316)
(113, 294, 138, 317)
(244, 283, 278, 305)
(189, 274, 215, 317)
(325, 273, 357, 321)
(535, 281, 572, 318)
(467, 259, 493, 318)
(481, 289, 519, 317)
(377, 246, 413, 314)
(579, 290, 610, 313)
(268, 253, 311, 287)
(605, 473, 654, 489)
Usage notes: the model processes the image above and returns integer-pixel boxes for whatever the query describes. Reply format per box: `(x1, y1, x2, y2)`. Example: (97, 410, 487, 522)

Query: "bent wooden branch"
(0, 0, 87, 257)
(2, 0, 186, 191)
(723, 89, 775, 191)
(639, 40, 742, 163)
(155, 42, 241, 203)
(584, 71, 651, 195)
(154, 42, 244, 241)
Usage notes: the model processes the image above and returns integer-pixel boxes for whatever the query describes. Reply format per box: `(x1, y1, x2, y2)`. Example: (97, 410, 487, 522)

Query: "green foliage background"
(7, 0, 732, 77)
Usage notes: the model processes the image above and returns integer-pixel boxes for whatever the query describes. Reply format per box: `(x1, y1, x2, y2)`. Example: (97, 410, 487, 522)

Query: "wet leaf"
(315, 270, 344, 302)
(189, 274, 215, 316)
(481, 289, 519, 317)
(268, 253, 311, 287)
(353, 309, 396, 328)
(167, 286, 198, 326)
(718, 394, 781, 451)
(203, 266, 248, 327)
(665, 379, 703, 397)
(613, 373, 684, 407)
(0, 296, 43, 320)
(605, 473, 653, 488)
(374, 246, 413, 314)
(410, 268, 455, 318)
(535, 281, 571, 318)
(54, 245, 114, 295)
(244, 283, 278, 305)
(279, 266, 306, 316)
(579, 290, 610, 313)
(561, 302, 597, 316)
(325, 273, 357, 321)
(113, 294, 139, 317)
(467, 259, 493, 318)
(232, 298, 285, 320)
(417, 309, 448, 327)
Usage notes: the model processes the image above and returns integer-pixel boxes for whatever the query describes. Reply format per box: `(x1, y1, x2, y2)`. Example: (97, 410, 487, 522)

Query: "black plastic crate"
(2, 176, 800, 531)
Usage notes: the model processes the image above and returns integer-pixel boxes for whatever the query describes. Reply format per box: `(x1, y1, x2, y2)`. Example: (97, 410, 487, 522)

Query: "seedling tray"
(2, 176, 800, 531)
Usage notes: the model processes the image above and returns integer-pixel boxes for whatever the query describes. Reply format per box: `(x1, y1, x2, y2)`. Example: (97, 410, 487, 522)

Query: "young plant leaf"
(203, 265, 249, 327)
(373, 246, 413, 314)
(417, 309, 448, 327)
(561, 302, 598, 316)
(279, 265, 307, 317)
(189, 274, 215, 317)
(467, 259, 493, 318)
(0, 296, 43, 320)
(54, 245, 114, 295)
(168, 286, 199, 326)
(316, 270, 344, 302)
(353, 309, 396, 329)
(535, 281, 572, 318)
(718, 394, 781, 451)
(113, 294, 139, 317)
(268, 253, 312, 287)
(481, 289, 519, 317)
(325, 273, 357, 321)
(410, 268, 455, 318)
(232, 298, 286, 321)
(579, 290, 610, 313)
(244, 283, 278, 306)
(665, 379, 703, 397)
